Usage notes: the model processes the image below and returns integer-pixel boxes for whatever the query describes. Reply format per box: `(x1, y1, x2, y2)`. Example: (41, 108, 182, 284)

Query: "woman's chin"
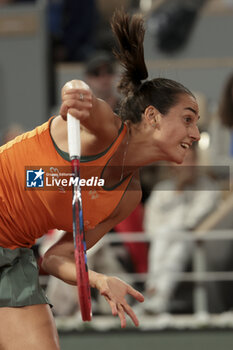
(175, 158, 184, 164)
(161, 147, 186, 164)
(168, 152, 185, 164)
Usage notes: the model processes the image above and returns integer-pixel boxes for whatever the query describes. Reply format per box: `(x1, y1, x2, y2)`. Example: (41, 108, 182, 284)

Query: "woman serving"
(0, 9, 200, 350)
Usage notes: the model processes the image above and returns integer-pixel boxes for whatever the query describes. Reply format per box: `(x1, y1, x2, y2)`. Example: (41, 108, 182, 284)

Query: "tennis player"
(0, 9, 200, 350)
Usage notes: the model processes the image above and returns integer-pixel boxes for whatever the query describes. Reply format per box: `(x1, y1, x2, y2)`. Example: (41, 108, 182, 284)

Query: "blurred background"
(2, 0, 233, 349)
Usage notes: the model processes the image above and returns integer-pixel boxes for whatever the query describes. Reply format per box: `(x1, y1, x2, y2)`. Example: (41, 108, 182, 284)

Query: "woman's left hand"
(94, 274, 144, 328)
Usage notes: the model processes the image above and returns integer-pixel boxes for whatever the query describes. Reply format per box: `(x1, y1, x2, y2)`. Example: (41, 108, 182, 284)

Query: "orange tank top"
(0, 118, 132, 249)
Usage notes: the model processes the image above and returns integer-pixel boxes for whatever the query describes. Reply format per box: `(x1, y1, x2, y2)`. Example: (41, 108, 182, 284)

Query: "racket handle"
(67, 113, 81, 158)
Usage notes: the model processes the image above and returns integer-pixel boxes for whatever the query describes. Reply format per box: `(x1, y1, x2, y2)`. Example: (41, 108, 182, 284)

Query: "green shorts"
(0, 246, 50, 307)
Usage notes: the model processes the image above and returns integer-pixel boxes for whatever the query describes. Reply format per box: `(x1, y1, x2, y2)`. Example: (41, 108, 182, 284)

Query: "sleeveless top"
(0, 118, 132, 249)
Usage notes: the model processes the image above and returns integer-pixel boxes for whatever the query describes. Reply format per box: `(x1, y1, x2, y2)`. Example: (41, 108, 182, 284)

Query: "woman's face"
(154, 94, 200, 164)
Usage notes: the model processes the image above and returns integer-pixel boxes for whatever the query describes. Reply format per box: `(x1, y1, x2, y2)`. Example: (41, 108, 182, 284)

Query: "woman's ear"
(144, 105, 161, 128)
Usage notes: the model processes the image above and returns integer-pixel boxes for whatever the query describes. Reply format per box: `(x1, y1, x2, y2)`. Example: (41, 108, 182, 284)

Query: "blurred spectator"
(206, 72, 233, 313)
(47, 1, 100, 106)
(63, 0, 98, 61)
(218, 73, 233, 128)
(218, 73, 233, 156)
(95, 0, 131, 52)
(48, 0, 98, 62)
(84, 51, 120, 111)
(143, 146, 220, 314)
(147, 0, 206, 54)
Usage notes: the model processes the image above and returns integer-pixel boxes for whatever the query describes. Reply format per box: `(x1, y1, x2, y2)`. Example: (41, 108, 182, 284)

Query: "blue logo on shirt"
(26, 168, 44, 188)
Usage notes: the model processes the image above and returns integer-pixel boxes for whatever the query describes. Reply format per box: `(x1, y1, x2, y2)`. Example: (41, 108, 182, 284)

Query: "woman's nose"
(190, 125, 200, 141)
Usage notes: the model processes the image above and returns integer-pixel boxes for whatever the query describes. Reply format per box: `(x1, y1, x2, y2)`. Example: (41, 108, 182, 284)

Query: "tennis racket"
(67, 113, 92, 321)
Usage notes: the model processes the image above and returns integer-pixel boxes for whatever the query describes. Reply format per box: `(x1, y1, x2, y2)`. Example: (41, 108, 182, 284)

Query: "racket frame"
(68, 114, 92, 321)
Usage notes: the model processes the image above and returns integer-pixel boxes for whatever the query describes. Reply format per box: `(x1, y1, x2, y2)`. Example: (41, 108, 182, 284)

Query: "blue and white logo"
(26, 168, 44, 188)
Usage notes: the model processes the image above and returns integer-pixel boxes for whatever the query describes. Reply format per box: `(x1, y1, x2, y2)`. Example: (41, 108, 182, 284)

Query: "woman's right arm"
(51, 80, 121, 153)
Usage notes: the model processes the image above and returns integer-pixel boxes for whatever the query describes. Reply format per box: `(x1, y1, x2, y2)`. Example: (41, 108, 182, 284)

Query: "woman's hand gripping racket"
(67, 113, 92, 321)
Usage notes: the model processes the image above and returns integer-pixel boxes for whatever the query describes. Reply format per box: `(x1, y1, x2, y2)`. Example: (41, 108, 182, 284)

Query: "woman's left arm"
(42, 232, 144, 328)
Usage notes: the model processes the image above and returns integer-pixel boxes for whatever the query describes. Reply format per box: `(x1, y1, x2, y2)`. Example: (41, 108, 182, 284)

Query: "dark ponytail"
(111, 10, 195, 123)
(111, 9, 148, 95)
(111, 9, 195, 124)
